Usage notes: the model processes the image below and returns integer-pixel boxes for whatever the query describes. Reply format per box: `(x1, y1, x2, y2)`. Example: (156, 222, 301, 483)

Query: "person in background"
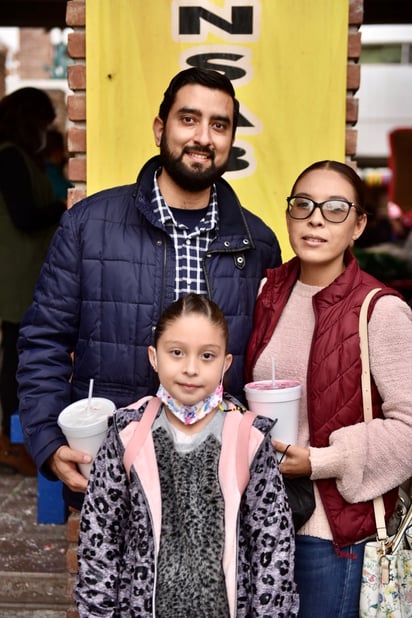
(0, 87, 65, 474)
(17, 67, 281, 509)
(74, 293, 298, 617)
(245, 160, 412, 617)
(354, 200, 393, 248)
(44, 128, 73, 203)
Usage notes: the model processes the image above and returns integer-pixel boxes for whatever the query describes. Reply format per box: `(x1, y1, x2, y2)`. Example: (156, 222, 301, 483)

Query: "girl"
(245, 160, 412, 617)
(75, 293, 298, 617)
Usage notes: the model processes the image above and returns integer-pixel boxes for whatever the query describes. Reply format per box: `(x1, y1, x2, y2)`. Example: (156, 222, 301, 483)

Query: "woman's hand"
(273, 440, 312, 477)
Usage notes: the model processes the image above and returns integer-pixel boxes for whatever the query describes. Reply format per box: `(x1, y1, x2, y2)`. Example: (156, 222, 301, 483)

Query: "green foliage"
(354, 247, 412, 281)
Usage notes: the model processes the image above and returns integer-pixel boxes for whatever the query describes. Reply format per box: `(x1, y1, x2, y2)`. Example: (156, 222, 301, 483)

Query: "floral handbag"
(358, 289, 412, 618)
(360, 507, 412, 617)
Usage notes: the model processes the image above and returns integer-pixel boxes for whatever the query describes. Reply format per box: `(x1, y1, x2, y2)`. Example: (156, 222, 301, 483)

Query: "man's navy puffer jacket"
(17, 155, 281, 507)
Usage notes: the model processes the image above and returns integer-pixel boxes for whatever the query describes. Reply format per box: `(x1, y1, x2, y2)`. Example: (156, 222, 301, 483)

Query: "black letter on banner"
(186, 53, 246, 81)
(186, 54, 253, 130)
(179, 6, 253, 35)
(227, 146, 249, 173)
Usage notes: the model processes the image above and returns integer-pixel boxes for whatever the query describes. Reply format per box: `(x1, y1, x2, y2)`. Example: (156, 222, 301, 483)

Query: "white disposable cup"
(58, 397, 116, 478)
(244, 380, 301, 459)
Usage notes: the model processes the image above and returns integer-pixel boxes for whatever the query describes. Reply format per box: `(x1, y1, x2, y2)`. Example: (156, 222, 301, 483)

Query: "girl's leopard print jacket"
(74, 400, 299, 617)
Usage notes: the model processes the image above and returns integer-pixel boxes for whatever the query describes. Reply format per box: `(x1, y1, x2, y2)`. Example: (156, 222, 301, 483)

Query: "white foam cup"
(244, 380, 301, 459)
(57, 397, 116, 478)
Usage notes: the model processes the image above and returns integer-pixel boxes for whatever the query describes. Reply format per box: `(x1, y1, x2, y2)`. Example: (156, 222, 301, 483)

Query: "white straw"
(87, 378, 94, 410)
(271, 357, 276, 386)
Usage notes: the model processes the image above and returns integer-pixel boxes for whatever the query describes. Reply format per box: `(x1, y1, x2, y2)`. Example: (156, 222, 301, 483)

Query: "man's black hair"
(158, 67, 239, 137)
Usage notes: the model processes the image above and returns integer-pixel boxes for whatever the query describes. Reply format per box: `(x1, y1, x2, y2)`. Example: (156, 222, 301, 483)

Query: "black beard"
(159, 134, 228, 192)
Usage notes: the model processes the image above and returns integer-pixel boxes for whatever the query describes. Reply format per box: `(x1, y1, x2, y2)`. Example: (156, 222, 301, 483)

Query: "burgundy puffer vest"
(246, 252, 400, 547)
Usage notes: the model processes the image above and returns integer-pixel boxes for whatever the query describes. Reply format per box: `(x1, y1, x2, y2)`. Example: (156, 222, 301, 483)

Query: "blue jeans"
(295, 535, 366, 618)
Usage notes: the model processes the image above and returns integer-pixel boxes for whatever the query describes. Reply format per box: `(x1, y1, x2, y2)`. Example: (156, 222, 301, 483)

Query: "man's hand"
(48, 445, 92, 493)
(273, 440, 312, 477)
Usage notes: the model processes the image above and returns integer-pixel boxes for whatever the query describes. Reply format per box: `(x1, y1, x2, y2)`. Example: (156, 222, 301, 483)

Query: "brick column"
(66, 0, 86, 207)
(346, 0, 363, 162)
(65, 6, 86, 618)
(66, 508, 80, 618)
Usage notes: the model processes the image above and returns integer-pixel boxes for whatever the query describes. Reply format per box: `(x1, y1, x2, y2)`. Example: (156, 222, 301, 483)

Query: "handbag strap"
(359, 289, 381, 424)
(359, 288, 388, 543)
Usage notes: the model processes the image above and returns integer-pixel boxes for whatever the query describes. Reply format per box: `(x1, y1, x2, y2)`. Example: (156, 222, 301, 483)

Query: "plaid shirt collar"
(152, 168, 219, 231)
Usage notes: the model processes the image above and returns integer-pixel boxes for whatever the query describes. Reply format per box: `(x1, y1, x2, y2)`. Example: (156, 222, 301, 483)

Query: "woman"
(0, 88, 65, 474)
(245, 160, 412, 617)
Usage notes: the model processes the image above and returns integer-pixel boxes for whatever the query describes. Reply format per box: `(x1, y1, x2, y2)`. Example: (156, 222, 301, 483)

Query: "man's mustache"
(183, 145, 215, 161)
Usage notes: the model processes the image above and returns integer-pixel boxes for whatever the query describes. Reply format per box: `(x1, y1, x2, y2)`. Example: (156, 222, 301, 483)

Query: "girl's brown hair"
(154, 293, 229, 349)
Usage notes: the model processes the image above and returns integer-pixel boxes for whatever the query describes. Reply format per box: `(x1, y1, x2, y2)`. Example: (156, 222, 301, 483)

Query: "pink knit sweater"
(253, 279, 412, 540)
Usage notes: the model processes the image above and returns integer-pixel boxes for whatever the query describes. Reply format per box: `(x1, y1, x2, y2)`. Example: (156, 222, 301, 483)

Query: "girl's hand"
(273, 440, 312, 477)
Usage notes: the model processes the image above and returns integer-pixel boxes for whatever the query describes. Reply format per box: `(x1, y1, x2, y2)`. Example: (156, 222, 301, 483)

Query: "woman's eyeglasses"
(286, 196, 357, 223)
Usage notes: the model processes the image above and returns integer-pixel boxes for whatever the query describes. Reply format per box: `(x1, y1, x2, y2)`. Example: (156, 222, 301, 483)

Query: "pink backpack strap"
(123, 396, 162, 479)
(236, 410, 257, 494)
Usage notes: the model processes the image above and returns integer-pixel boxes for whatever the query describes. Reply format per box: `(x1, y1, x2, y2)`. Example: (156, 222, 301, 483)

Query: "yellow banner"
(86, 0, 348, 258)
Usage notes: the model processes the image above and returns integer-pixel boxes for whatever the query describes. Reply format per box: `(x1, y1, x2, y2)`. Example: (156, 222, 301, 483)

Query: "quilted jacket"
(17, 155, 281, 507)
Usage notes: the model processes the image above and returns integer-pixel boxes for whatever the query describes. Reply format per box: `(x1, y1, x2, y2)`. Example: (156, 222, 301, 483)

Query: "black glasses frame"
(286, 196, 356, 223)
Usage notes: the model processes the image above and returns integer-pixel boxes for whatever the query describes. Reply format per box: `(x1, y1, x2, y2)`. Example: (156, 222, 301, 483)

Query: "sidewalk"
(0, 464, 68, 617)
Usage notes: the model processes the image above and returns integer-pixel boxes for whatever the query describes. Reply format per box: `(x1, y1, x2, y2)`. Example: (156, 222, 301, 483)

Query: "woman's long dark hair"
(290, 160, 366, 213)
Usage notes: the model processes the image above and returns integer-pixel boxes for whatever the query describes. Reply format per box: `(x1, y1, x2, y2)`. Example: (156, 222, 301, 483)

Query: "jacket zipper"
(115, 416, 158, 617)
(232, 430, 267, 615)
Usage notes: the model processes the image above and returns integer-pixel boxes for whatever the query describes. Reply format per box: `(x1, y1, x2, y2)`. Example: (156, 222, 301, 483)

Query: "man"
(17, 68, 281, 508)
